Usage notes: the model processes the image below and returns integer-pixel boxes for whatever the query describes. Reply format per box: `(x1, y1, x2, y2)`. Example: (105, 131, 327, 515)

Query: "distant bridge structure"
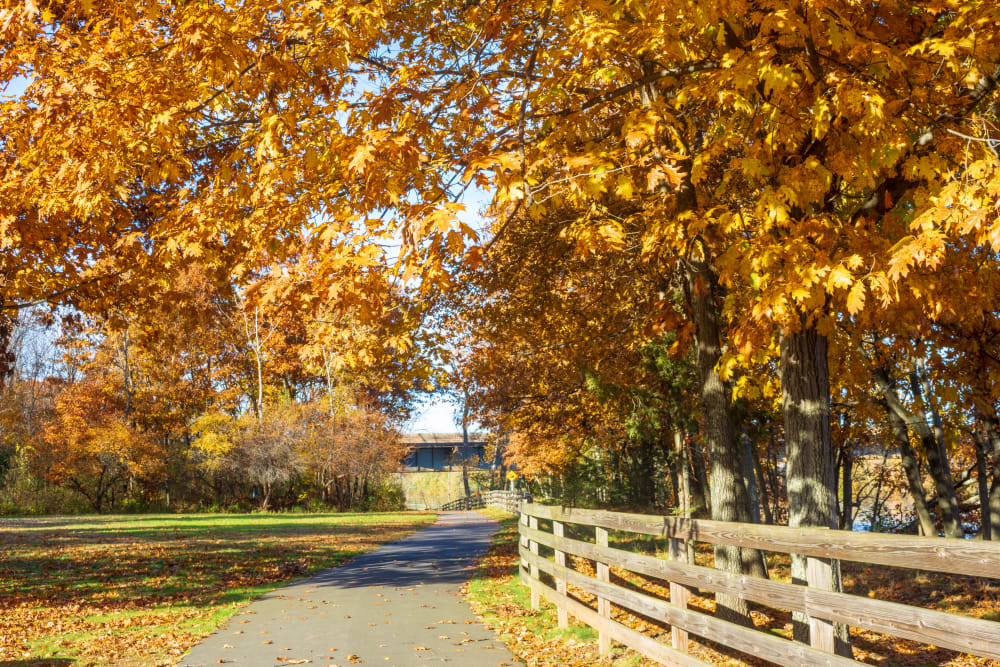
(400, 432, 491, 471)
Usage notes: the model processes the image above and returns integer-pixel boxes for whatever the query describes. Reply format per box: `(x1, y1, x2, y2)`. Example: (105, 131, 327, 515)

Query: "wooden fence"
(518, 502, 1000, 666)
(438, 490, 531, 513)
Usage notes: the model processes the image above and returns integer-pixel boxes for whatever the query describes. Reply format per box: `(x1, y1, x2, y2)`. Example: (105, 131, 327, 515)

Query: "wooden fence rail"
(438, 490, 531, 513)
(518, 502, 1000, 666)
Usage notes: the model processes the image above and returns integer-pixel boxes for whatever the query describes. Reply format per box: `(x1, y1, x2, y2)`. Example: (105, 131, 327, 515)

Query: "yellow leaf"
(826, 265, 852, 292)
(846, 281, 866, 315)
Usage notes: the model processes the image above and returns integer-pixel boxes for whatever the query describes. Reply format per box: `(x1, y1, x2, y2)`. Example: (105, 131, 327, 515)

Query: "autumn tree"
(7, 2, 1000, 647)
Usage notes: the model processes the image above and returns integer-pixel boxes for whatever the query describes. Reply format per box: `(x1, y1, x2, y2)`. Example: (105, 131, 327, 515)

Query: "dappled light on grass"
(0, 512, 434, 666)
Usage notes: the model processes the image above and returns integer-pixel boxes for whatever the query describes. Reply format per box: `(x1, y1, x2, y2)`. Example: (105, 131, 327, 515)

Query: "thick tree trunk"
(780, 326, 851, 656)
(872, 366, 963, 537)
(684, 258, 768, 626)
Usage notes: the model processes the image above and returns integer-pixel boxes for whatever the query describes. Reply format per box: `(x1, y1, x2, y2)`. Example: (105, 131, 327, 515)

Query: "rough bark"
(872, 365, 963, 537)
(684, 256, 768, 626)
(780, 326, 851, 657)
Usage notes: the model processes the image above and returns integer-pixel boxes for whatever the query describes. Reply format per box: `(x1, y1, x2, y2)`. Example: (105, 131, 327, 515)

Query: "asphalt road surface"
(180, 511, 522, 666)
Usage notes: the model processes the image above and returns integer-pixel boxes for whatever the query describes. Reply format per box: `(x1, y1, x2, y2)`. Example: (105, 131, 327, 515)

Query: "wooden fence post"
(806, 555, 835, 652)
(596, 526, 611, 656)
(529, 514, 541, 610)
(553, 519, 568, 628)
(519, 509, 530, 587)
(668, 536, 690, 653)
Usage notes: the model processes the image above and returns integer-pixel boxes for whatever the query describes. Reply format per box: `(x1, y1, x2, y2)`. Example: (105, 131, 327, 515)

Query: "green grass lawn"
(0, 512, 435, 666)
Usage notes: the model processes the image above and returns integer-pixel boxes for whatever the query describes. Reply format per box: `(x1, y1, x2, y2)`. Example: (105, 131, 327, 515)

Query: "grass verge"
(466, 508, 651, 666)
(0, 511, 435, 666)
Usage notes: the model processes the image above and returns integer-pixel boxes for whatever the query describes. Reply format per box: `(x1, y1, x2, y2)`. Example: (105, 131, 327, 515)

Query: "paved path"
(181, 512, 522, 667)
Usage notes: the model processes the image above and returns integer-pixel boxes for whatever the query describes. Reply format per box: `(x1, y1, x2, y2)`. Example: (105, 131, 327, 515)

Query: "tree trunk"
(684, 257, 768, 626)
(674, 429, 690, 513)
(872, 366, 963, 537)
(869, 447, 890, 531)
(741, 430, 762, 524)
(909, 366, 963, 537)
(838, 443, 853, 530)
(674, 428, 697, 563)
(461, 387, 472, 498)
(977, 410, 1000, 540)
(766, 426, 783, 522)
(752, 441, 773, 525)
(780, 326, 851, 656)
(880, 399, 937, 536)
(321, 345, 337, 416)
(975, 433, 991, 540)
(687, 436, 710, 516)
(261, 482, 271, 511)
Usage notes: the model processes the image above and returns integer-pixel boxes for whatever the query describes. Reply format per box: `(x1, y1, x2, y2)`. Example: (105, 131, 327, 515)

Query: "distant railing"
(438, 490, 532, 513)
(518, 502, 1000, 666)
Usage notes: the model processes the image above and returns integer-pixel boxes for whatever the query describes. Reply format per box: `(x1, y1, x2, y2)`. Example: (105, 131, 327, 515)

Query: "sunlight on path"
(180, 512, 522, 666)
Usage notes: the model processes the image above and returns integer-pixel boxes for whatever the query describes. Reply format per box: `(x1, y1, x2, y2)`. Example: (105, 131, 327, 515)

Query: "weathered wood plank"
(807, 556, 835, 653)
(522, 504, 1000, 579)
(596, 525, 612, 656)
(520, 565, 707, 667)
(669, 536, 690, 653)
(519, 523, 1000, 660)
(520, 548, 863, 667)
(519, 512, 530, 587)
(529, 515, 540, 610)
(554, 520, 568, 629)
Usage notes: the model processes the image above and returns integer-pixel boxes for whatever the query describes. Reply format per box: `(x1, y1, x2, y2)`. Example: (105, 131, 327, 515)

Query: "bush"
(361, 481, 406, 512)
(0, 475, 91, 515)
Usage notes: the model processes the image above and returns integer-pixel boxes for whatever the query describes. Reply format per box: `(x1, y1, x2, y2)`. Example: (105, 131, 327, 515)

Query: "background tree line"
(0, 265, 420, 514)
